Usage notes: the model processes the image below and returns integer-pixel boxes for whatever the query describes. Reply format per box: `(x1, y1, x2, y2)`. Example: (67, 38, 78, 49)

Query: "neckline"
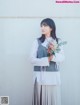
(45, 37, 52, 40)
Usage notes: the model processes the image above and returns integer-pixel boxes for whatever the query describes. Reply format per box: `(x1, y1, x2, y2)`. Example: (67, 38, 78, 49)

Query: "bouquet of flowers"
(47, 39, 67, 56)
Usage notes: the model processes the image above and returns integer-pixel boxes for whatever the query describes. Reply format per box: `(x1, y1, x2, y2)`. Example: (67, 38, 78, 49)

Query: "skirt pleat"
(32, 78, 61, 105)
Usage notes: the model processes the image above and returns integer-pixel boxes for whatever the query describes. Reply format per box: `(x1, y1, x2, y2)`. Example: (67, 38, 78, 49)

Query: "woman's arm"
(30, 39, 49, 66)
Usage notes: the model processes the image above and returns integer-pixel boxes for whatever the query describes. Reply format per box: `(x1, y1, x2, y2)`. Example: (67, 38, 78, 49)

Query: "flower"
(47, 39, 67, 56)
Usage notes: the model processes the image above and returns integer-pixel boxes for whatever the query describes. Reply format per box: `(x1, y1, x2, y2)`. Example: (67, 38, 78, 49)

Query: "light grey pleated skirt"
(32, 78, 61, 105)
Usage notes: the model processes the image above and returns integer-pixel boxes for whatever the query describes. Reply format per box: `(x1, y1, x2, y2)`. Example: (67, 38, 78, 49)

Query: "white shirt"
(30, 37, 65, 85)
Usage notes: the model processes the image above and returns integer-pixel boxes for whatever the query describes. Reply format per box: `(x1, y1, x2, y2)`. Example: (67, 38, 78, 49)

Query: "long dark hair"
(38, 18, 59, 43)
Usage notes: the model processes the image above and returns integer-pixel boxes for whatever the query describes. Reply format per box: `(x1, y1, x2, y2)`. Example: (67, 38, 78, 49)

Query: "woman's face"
(41, 24, 52, 36)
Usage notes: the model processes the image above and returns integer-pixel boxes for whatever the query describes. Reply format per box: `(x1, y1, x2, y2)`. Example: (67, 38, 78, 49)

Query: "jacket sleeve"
(51, 39, 65, 63)
(30, 39, 49, 66)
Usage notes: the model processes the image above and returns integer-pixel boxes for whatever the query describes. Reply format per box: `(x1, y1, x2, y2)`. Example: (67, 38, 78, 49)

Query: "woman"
(30, 18, 65, 105)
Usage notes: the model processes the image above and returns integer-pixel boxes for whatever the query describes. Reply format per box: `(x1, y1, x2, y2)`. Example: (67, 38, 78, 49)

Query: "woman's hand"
(48, 55, 53, 62)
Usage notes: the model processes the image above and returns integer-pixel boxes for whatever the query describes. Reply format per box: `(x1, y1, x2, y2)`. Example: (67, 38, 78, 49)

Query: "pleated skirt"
(32, 77, 61, 105)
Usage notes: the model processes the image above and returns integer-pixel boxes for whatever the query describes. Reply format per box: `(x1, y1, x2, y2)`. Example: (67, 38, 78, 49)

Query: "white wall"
(0, 0, 80, 105)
